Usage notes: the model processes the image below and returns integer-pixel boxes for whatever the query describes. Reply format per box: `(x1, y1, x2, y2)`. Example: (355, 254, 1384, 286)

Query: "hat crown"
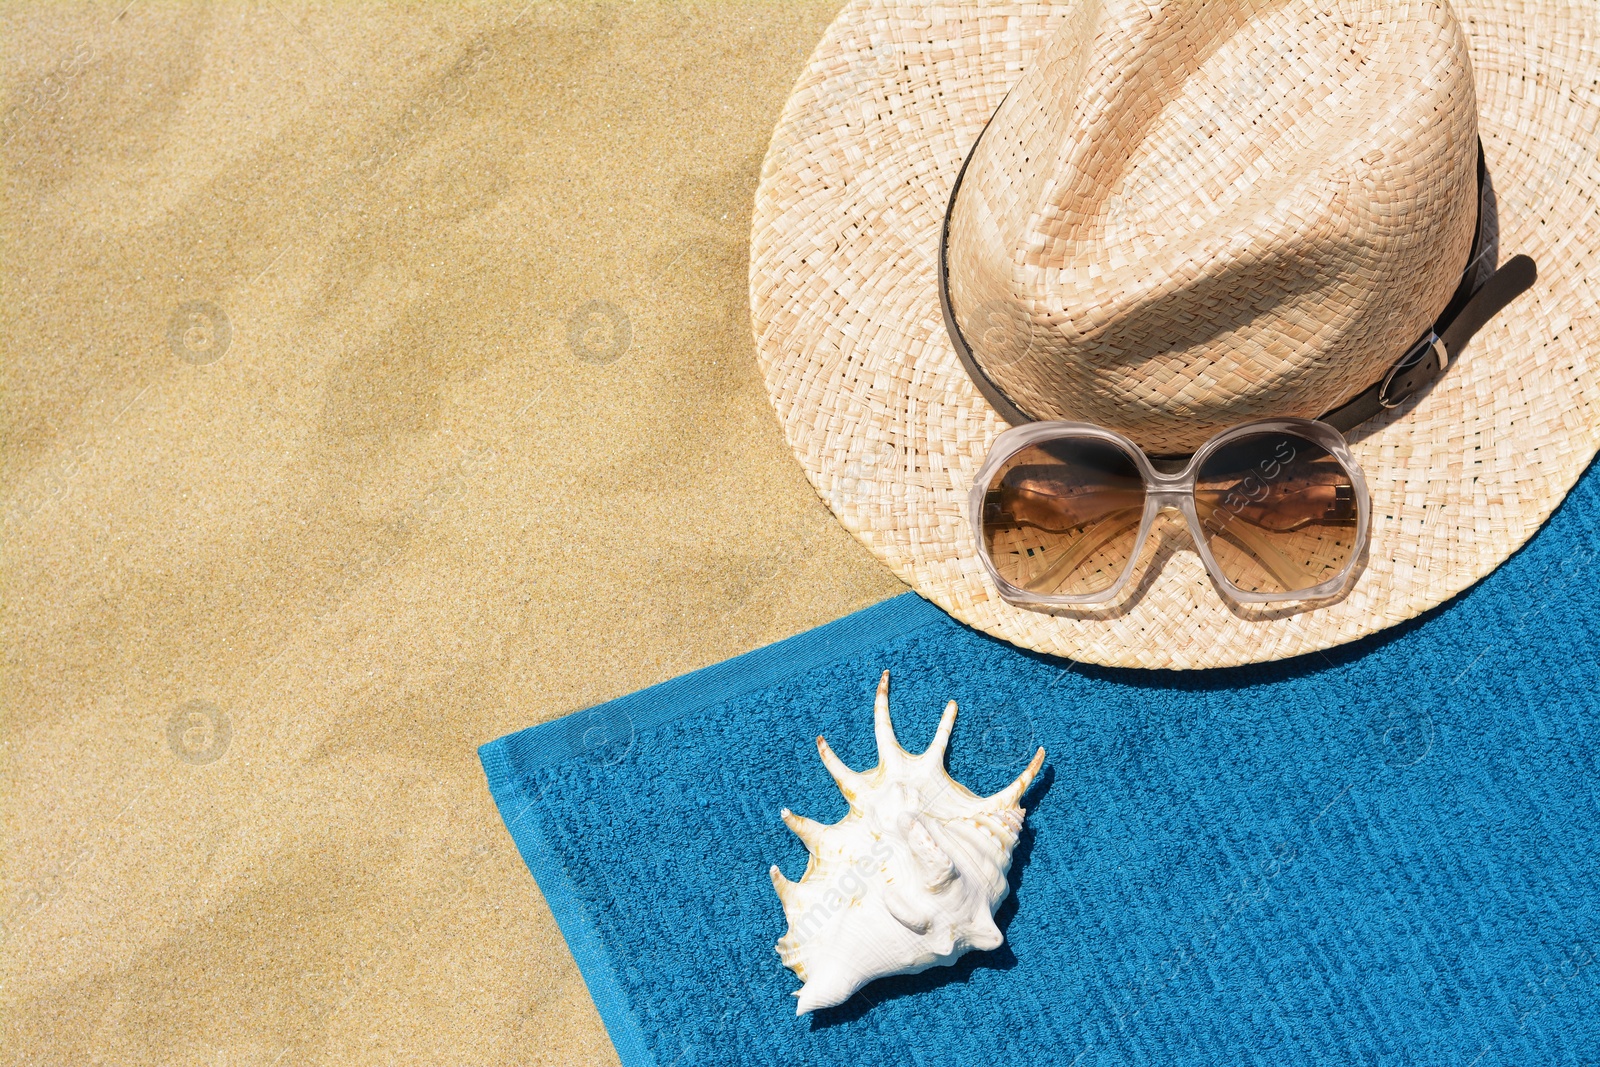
(946, 0, 1479, 453)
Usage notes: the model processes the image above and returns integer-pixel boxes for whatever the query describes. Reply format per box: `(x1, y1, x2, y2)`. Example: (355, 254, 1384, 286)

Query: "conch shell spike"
(872, 669, 906, 763)
(926, 699, 958, 764)
(781, 808, 827, 850)
(814, 735, 859, 796)
(986, 746, 1047, 811)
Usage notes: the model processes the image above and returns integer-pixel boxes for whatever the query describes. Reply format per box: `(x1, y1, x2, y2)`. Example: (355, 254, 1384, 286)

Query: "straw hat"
(750, 0, 1600, 669)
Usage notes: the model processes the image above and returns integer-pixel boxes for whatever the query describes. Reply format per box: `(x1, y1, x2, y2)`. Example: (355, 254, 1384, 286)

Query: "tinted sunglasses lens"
(1194, 432, 1361, 595)
(979, 438, 1146, 597)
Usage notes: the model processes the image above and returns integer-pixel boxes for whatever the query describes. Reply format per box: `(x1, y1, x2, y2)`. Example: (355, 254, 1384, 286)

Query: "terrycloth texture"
(481, 464, 1600, 1067)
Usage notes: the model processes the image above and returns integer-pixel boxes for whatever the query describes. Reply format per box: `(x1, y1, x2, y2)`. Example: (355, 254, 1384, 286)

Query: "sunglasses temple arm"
(1193, 505, 1321, 593)
(1025, 507, 1146, 592)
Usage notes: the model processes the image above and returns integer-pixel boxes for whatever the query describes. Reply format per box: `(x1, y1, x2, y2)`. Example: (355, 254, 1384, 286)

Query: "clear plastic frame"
(968, 419, 1372, 608)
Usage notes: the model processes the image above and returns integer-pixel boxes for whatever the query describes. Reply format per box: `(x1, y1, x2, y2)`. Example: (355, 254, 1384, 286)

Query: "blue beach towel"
(480, 463, 1600, 1067)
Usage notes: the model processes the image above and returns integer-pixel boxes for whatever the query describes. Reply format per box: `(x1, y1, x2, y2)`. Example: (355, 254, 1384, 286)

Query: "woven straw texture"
(945, 1, 1478, 454)
(750, 0, 1600, 669)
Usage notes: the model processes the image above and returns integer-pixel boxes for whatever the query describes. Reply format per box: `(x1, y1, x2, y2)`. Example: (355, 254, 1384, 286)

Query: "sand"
(0, 2, 901, 1062)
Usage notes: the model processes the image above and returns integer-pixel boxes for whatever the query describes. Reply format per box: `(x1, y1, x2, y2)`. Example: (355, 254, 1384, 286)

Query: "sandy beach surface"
(1, 2, 901, 1062)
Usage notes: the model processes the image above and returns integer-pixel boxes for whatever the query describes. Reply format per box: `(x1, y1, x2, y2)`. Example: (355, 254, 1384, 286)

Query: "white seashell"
(769, 671, 1046, 1014)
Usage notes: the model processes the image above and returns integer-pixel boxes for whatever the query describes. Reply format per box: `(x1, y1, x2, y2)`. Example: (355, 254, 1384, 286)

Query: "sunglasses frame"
(968, 418, 1371, 608)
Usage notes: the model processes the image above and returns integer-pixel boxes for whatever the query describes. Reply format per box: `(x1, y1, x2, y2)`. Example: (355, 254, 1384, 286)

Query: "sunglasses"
(969, 418, 1369, 607)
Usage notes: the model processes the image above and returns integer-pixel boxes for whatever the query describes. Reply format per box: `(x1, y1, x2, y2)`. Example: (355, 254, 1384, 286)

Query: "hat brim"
(750, 0, 1600, 669)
